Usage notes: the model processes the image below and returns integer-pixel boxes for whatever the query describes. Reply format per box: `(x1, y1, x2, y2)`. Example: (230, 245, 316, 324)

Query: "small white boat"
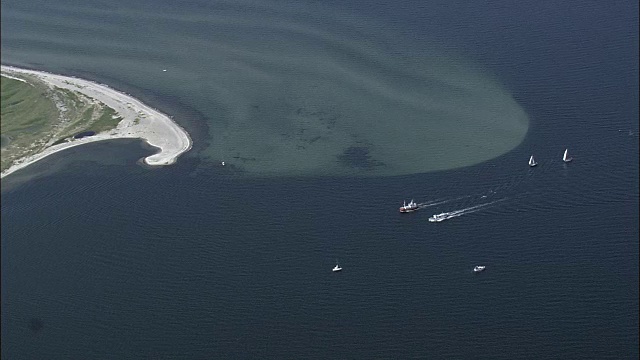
(332, 262, 342, 272)
(562, 149, 572, 163)
(528, 155, 537, 167)
(473, 265, 486, 273)
(428, 213, 447, 222)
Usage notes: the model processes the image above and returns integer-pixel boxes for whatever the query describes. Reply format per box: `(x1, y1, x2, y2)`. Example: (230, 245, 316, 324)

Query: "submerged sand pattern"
(167, 2, 531, 176)
(1, 1, 528, 176)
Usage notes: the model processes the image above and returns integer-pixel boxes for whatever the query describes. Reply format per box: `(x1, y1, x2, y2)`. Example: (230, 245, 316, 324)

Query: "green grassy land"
(1, 74, 123, 172)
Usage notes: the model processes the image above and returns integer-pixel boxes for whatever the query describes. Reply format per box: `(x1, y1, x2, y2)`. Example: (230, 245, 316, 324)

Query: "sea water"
(1, 0, 638, 358)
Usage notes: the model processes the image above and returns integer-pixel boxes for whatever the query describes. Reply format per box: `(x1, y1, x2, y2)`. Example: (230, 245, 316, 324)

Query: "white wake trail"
(417, 194, 475, 209)
(431, 198, 507, 221)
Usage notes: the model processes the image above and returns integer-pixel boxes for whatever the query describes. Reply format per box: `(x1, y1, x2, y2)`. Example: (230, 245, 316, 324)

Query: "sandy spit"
(1, 65, 192, 179)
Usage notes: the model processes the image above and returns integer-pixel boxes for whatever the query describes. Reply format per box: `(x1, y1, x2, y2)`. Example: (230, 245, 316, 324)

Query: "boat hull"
(399, 200, 418, 213)
(429, 213, 447, 222)
(473, 266, 486, 273)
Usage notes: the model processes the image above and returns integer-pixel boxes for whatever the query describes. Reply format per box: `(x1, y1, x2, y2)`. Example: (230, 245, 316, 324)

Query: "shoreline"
(1, 65, 193, 179)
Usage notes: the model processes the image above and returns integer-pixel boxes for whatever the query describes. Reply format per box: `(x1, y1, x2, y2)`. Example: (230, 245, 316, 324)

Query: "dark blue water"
(2, 1, 638, 358)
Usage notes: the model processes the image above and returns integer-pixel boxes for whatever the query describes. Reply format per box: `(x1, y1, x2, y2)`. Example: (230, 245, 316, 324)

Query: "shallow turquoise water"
(1, 1, 637, 359)
(1, 0, 528, 176)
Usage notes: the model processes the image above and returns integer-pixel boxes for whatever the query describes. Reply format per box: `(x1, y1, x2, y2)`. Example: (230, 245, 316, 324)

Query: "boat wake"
(417, 194, 475, 209)
(429, 198, 507, 222)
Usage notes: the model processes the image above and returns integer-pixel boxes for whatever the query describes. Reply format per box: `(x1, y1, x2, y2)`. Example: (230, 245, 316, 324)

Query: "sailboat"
(332, 261, 342, 272)
(562, 149, 572, 163)
(528, 155, 537, 167)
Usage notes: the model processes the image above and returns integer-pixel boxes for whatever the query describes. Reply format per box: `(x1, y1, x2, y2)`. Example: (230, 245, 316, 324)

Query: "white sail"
(563, 149, 572, 162)
(332, 259, 342, 272)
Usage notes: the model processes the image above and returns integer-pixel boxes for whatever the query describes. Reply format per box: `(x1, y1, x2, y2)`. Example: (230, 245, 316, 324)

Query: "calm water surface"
(1, 0, 638, 358)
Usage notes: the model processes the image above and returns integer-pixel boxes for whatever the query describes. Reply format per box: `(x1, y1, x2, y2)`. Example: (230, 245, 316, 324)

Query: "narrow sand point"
(1, 65, 192, 178)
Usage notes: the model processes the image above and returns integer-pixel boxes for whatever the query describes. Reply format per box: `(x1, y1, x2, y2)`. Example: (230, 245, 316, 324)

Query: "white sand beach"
(1, 65, 192, 179)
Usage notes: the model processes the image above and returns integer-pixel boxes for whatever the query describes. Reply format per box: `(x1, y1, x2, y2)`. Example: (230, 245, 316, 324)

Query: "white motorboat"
(428, 213, 447, 222)
(473, 265, 486, 273)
